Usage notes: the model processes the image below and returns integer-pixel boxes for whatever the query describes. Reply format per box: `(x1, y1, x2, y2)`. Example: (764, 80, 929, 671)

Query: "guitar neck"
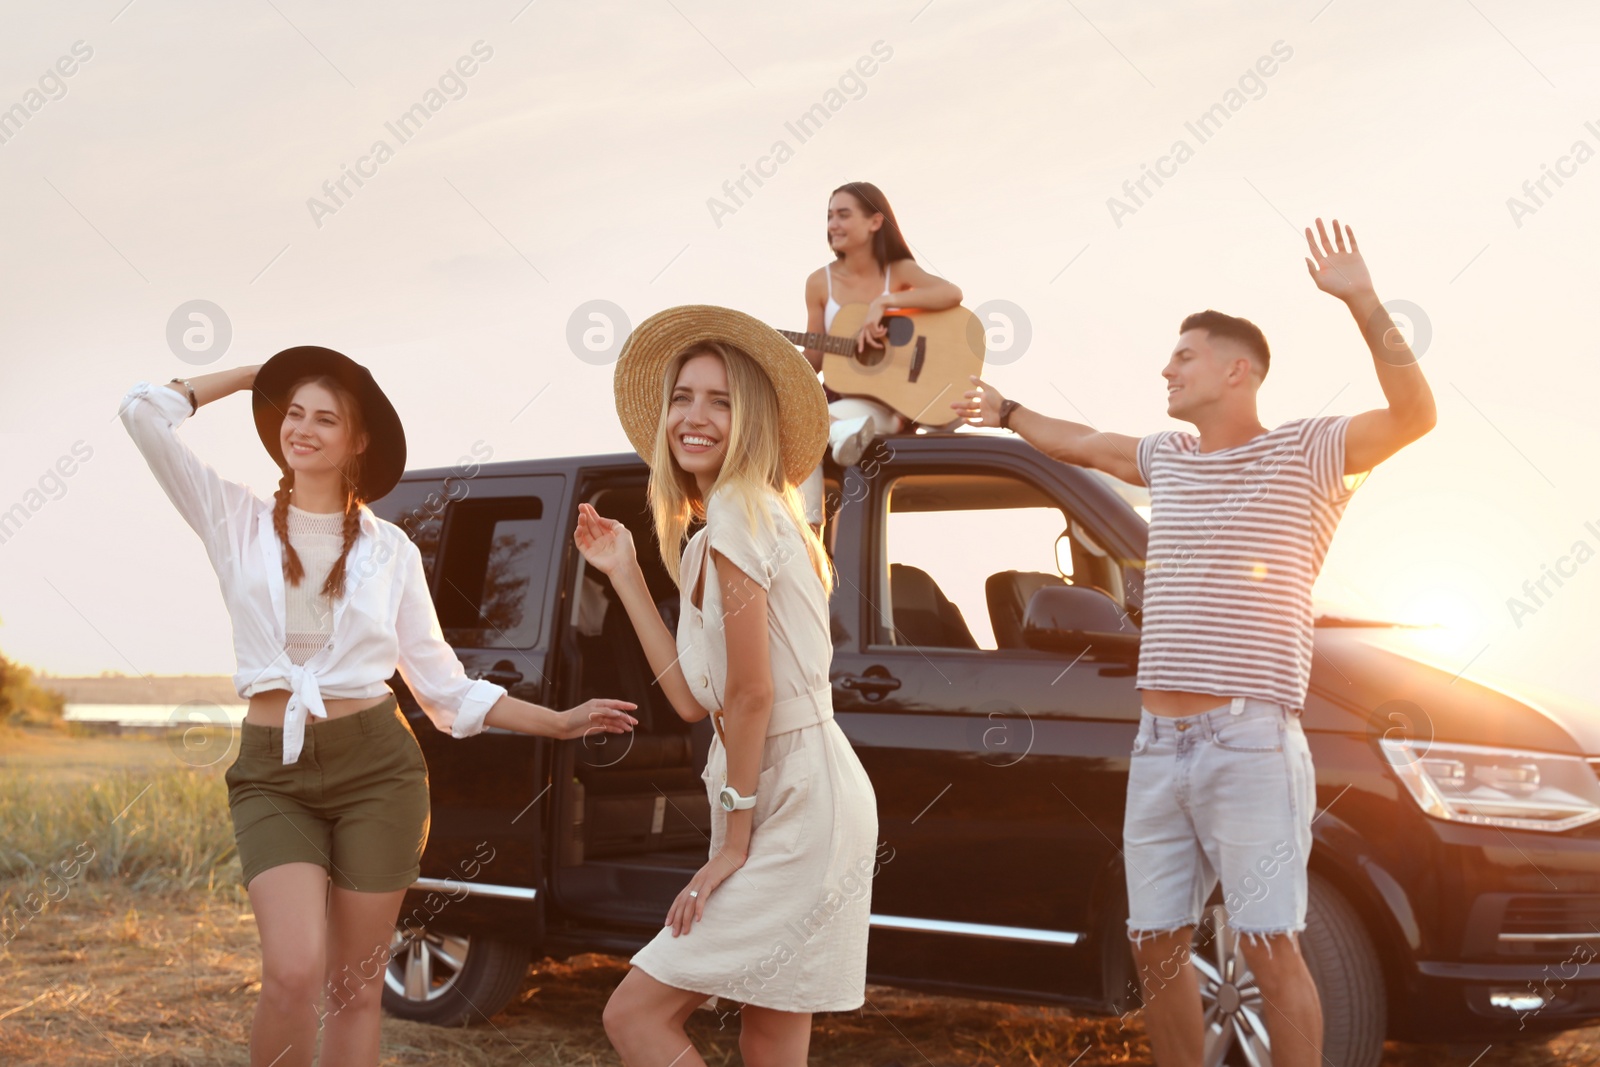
(778, 329, 857, 356)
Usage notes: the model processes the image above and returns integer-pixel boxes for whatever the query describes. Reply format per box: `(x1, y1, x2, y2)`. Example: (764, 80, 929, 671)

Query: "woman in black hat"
(121, 351, 637, 1067)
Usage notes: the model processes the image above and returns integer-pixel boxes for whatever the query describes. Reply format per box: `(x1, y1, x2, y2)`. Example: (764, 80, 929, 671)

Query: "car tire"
(1302, 873, 1386, 1067)
(1187, 873, 1385, 1067)
(380, 924, 532, 1026)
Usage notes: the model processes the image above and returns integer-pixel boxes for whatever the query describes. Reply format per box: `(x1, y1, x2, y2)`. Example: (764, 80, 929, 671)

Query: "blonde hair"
(647, 341, 833, 597)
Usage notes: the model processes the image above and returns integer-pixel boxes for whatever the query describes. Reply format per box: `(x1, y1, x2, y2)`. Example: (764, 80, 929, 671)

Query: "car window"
(873, 471, 1124, 651)
(435, 496, 546, 649)
(381, 480, 451, 576)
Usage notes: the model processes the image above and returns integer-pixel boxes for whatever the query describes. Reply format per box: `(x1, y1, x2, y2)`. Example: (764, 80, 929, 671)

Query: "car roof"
(398, 431, 1030, 483)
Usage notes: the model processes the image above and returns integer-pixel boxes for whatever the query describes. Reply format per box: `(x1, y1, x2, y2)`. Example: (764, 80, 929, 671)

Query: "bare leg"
(739, 1004, 813, 1067)
(1130, 927, 1203, 1066)
(319, 885, 409, 1066)
(246, 863, 330, 1067)
(603, 966, 714, 1067)
(1238, 933, 1323, 1067)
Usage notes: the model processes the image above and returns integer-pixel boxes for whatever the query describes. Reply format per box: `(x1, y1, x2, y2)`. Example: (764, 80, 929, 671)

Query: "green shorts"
(224, 693, 430, 893)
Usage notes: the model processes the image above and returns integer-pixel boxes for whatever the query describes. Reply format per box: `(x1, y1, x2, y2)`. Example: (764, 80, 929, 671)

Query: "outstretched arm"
(395, 537, 637, 740)
(954, 375, 1145, 486)
(1303, 218, 1437, 473)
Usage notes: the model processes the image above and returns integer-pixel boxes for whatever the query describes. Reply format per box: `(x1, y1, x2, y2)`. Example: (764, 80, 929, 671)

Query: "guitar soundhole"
(886, 316, 915, 346)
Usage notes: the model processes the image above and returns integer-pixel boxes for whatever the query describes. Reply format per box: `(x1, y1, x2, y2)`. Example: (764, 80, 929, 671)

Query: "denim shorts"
(1122, 696, 1315, 940)
(224, 693, 430, 893)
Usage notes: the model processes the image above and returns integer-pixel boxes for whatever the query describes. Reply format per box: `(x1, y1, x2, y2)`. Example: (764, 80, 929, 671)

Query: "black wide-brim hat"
(252, 346, 406, 502)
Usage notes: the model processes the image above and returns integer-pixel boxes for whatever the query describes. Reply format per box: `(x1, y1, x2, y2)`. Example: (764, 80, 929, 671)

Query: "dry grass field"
(2, 727, 1597, 1066)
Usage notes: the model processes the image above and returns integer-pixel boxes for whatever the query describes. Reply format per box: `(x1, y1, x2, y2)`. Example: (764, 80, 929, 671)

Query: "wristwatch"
(718, 784, 757, 812)
(168, 377, 197, 414)
(998, 398, 1022, 430)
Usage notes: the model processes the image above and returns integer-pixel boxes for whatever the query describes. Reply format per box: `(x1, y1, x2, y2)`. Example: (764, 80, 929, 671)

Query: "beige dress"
(629, 487, 880, 1013)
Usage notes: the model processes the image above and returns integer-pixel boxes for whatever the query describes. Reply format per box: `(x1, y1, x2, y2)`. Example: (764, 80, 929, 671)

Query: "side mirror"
(1053, 530, 1075, 580)
(1022, 585, 1139, 655)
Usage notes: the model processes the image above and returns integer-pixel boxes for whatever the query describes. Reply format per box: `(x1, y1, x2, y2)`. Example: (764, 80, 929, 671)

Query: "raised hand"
(951, 374, 1005, 427)
(574, 502, 638, 577)
(1304, 217, 1374, 301)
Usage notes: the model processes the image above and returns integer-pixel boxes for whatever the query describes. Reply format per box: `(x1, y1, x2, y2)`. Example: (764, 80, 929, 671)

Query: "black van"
(371, 431, 1600, 1067)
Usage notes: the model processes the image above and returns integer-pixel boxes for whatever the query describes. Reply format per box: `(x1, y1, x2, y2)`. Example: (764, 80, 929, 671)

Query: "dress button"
(699, 675, 709, 688)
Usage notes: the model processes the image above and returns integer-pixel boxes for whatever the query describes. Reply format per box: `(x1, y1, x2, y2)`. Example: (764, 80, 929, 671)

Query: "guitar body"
(784, 303, 986, 427)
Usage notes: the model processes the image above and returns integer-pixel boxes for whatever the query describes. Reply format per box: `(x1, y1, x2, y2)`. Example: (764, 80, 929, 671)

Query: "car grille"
(1499, 895, 1600, 948)
(1467, 893, 1600, 957)
(1491, 895, 1600, 959)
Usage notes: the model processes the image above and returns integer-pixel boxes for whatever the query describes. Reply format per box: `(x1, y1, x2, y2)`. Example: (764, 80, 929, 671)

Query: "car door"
(829, 448, 1143, 1007)
(385, 473, 567, 895)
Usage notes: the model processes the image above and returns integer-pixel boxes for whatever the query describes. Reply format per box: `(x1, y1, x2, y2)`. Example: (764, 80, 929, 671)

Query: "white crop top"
(284, 504, 345, 665)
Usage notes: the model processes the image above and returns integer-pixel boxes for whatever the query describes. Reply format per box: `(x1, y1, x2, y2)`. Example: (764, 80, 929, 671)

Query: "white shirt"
(120, 379, 506, 764)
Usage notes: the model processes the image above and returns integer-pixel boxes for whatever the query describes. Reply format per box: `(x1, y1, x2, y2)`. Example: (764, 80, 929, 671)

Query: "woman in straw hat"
(576, 306, 880, 1065)
(120, 350, 637, 1067)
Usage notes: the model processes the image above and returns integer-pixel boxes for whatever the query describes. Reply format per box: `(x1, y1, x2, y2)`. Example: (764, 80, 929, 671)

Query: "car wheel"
(380, 924, 533, 1026)
(1301, 874, 1386, 1067)
(1190, 873, 1385, 1067)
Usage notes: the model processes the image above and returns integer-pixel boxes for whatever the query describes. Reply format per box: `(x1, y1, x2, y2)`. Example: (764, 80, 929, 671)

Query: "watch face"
(718, 789, 735, 812)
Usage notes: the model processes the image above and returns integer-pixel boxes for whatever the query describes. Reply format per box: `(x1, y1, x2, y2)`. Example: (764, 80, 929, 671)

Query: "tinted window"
(436, 497, 545, 649)
(381, 481, 452, 576)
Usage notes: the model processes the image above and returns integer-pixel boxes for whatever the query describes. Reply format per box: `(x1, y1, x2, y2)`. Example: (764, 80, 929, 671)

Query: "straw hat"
(252, 346, 407, 502)
(613, 305, 828, 486)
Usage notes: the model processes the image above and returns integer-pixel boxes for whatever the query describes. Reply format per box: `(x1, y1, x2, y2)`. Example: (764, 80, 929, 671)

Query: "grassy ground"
(1, 727, 1597, 1065)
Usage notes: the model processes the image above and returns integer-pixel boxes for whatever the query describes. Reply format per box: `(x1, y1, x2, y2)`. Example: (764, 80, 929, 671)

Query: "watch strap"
(719, 784, 757, 810)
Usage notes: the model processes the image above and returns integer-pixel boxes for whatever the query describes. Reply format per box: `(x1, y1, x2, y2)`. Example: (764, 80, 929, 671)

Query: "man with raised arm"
(954, 218, 1436, 1066)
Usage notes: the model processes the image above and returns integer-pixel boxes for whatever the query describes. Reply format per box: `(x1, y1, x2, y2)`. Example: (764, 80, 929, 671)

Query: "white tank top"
(824, 261, 892, 332)
(284, 504, 344, 665)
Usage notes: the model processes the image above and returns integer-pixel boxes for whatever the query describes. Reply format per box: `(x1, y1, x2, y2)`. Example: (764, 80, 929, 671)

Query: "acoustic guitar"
(778, 303, 986, 426)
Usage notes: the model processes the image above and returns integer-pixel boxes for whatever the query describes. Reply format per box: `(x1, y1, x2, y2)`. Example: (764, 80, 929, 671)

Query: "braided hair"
(269, 374, 368, 600)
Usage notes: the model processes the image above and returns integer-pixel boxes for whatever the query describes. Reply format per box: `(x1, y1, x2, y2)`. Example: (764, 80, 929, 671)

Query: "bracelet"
(169, 377, 197, 414)
(998, 398, 1021, 430)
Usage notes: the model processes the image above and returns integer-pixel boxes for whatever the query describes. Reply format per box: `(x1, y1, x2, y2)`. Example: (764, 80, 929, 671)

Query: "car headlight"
(1380, 739, 1600, 832)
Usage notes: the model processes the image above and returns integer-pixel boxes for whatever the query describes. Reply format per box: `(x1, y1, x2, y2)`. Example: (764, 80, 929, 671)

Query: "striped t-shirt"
(1134, 416, 1355, 712)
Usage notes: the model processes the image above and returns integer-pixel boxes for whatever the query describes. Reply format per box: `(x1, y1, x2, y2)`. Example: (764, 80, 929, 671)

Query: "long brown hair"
(271, 374, 367, 600)
(648, 342, 832, 596)
(830, 181, 914, 273)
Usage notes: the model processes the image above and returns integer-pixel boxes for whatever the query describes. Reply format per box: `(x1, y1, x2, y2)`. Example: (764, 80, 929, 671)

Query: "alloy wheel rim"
(384, 926, 472, 1004)
(1192, 904, 1273, 1067)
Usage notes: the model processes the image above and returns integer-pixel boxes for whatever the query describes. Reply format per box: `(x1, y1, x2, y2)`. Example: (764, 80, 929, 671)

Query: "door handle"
(836, 672, 902, 699)
(476, 661, 525, 688)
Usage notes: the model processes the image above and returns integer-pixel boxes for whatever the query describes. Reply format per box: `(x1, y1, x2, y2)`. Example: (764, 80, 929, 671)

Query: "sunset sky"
(1, 0, 1596, 711)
